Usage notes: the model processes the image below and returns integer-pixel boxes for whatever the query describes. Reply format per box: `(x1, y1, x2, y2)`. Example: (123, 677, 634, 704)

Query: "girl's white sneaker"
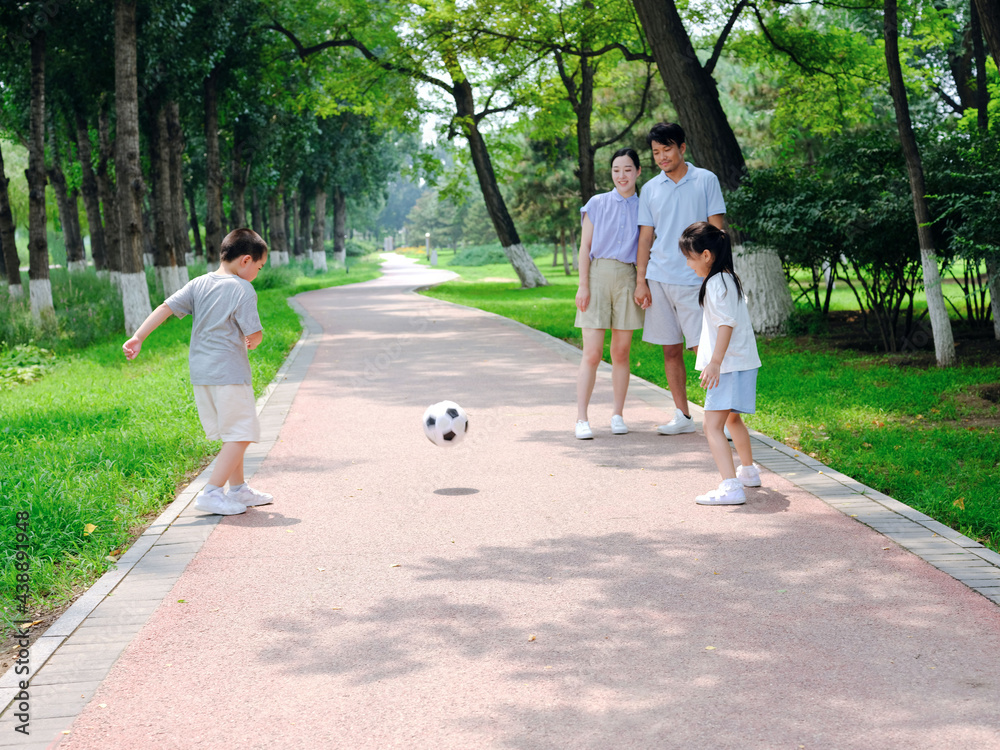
(736, 463, 761, 487)
(695, 479, 746, 505)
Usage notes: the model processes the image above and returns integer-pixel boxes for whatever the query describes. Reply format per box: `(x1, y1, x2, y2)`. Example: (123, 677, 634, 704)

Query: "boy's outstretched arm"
(123, 303, 175, 360)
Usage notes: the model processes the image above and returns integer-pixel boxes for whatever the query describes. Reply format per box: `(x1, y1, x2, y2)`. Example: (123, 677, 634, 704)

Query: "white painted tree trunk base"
(334, 250, 345, 266)
(109, 271, 122, 292)
(918, 249, 956, 365)
(177, 265, 189, 288)
(312, 251, 328, 272)
(732, 245, 793, 337)
(6, 283, 22, 299)
(186, 253, 196, 266)
(270, 251, 288, 266)
(986, 258, 1000, 342)
(121, 271, 152, 336)
(96, 270, 109, 282)
(155, 266, 184, 298)
(29, 278, 54, 322)
(68, 260, 87, 273)
(143, 253, 153, 267)
(502, 243, 548, 288)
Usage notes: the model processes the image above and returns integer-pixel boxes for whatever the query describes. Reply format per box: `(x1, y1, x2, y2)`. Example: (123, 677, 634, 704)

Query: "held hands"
(633, 279, 651, 310)
(700, 361, 721, 390)
(575, 285, 590, 313)
(122, 337, 142, 360)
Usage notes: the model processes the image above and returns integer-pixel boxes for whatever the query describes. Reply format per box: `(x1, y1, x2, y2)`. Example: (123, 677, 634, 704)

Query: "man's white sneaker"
(695, 479, 746, 506)
(194, 487, 247, 515)
(610, 415, 628, 435)
(575, 420, 594, 439)
(736, 463, 761, 487)
(228, 484, 274, 507)
(656, 408, 695, 435)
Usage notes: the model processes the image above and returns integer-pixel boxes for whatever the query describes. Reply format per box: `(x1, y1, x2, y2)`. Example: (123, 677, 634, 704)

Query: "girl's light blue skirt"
(703, 368, 758, 414)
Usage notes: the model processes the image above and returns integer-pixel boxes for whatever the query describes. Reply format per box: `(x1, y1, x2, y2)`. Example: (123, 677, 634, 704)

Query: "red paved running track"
(58, 258, 1000, 749)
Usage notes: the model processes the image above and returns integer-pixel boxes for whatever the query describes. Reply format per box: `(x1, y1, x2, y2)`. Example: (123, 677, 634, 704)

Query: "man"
(634, 122, 726, 435)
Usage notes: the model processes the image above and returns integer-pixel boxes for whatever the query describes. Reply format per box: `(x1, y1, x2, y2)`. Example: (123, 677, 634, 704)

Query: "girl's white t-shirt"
(695, 272, 762, 374)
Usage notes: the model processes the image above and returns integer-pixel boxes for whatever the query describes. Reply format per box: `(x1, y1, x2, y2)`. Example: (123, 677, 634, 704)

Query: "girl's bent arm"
(700, 324, 734, 390)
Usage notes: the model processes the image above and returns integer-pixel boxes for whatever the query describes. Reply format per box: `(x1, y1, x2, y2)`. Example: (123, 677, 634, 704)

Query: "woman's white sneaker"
(575, 421, 594, 439)
(610, 415, 628, 435)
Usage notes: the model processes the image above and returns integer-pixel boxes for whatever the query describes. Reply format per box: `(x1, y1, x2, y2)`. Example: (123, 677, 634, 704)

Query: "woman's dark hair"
(611, 147, 641, 170)
(678, 222, 744, 307)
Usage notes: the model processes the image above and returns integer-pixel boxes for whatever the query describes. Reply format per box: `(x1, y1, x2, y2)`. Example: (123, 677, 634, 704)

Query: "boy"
(123, 228, 272, 516)
(633, 122, 726, 435)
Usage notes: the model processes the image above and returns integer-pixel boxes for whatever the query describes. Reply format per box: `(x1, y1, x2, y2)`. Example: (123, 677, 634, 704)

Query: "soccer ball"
(422, 401, 469, 447)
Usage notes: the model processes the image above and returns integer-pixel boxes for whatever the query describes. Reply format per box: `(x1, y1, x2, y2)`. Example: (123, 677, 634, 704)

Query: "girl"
(574, 148, 645, 439)
(679, 222, 762, 505)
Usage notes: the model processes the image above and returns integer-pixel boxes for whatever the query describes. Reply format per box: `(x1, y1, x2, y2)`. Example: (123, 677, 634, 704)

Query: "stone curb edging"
(428, 293, 1000, 608)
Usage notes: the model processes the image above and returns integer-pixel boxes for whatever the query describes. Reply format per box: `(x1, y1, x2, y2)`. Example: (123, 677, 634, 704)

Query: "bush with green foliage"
(448, 243, 550, 267)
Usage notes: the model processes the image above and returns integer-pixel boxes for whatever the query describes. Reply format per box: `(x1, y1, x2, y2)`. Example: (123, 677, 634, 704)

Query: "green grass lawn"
(0, 257, 381, 631)
(420, 259, 1000, 552)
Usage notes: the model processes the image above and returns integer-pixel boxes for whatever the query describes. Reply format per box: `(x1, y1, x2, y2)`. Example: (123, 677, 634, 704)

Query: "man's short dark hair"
(647, 122, 686, 149)
(220, 228, 268, 262)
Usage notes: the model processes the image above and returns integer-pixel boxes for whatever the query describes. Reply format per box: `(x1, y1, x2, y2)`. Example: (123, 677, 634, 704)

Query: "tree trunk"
(332, 184, 348, 265)
(566, 54, 598, 204)
(312, 185, 328, 271)
(885, 0, 955, 365)
(152, 105, 181, 296)
(27, 32, 53, 321)
(267, 193, 287, 265)
(971, 0, 991, 134)
(166, 101, 191, 273)
(449, 72, 547, 288)
(974, 0, 1000, 71)
(114, 0, 152, 334)
(204, 67, 223, 264)
(0, 145, 22, 295)
(986, 258, 1000, 341)
(188, 189, 203, 259)
(632, 0, 791, 332)
(299, 189, 312, 262)
(47, 139, 85, 272)
(230, 148, 247, 228)
(66, 190, 86, 271)
(97, 99, 121, 280)
(251, 187, 263, 236)
(283, 190, 294, 261)
(74, 110, 107, 272)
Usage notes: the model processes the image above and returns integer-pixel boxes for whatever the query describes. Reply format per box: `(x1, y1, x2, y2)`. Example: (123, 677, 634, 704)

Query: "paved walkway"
(3, 255, 1000, 749)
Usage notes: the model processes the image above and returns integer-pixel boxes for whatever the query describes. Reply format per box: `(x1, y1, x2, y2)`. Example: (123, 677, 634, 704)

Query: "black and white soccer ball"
(422, 400, 469, 447)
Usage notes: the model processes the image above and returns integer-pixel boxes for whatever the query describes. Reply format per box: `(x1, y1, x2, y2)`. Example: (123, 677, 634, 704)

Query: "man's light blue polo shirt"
(637, 163, 726, 286)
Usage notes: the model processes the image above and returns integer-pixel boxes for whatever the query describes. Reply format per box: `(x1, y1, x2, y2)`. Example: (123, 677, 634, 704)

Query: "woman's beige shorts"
(192, 384, 261, 442)
(575, 258, 645, 331)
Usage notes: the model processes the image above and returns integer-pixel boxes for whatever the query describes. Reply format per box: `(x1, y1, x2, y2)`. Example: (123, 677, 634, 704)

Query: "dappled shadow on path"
(254, 524, 1000, 748)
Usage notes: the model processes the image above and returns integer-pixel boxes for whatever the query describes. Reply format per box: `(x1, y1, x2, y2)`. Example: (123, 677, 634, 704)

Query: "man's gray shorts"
(641, 280, 702, 348)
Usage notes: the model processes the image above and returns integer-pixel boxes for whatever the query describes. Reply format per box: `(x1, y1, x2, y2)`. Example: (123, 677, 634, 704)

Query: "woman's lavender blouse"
(580, 189, 640, 264)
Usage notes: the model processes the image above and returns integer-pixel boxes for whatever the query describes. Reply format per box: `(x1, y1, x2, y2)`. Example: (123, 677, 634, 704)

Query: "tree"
(0, 145, 21, 296)
(884, 0, 955, 365)
(114, 0, 153, 334)
(269, 1, 549, 287)
(630, 0, 792, 333)
(26, 28, 53, 321)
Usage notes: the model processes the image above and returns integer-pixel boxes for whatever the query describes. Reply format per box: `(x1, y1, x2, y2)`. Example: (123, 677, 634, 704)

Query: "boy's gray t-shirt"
(165, 272, 262, 385)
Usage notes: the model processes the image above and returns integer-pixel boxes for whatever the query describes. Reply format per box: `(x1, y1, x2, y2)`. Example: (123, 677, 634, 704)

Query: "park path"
(7, 255, 1000, 748)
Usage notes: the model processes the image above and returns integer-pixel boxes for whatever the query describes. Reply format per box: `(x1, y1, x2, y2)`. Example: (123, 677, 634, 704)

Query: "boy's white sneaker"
(736, 463, 761, 487)
(575, 420, 594, 440)
(657, 408, 695, 435)
(228, 485, 274, 507)
(695, 478, 746, 506)
(194, 487, 247, 516)
(610, 415, 628, 435)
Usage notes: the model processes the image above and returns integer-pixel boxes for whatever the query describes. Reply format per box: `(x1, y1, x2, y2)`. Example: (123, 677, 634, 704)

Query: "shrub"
(449, 243, 550, 266)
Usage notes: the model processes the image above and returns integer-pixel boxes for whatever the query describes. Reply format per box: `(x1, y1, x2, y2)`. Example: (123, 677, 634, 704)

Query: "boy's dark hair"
(611, 147, 641, 170)
(646, 122, 686, 149)
(678, 222, 744, 307)
(221, 228, 268, 262)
